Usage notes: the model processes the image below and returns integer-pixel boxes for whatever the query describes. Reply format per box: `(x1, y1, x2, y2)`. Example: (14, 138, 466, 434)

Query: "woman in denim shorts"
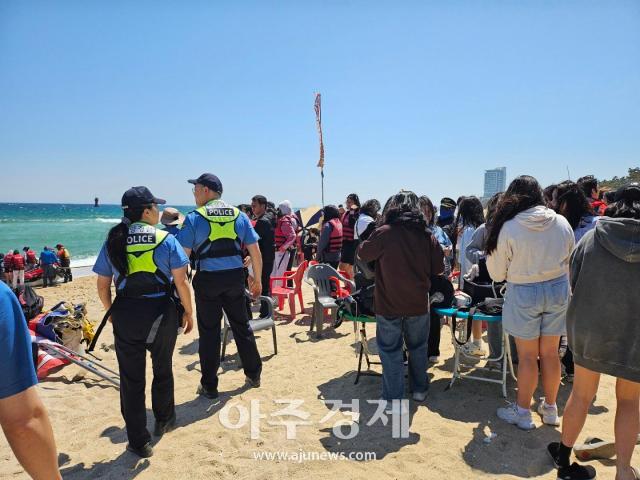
(486, 176, 575, 431)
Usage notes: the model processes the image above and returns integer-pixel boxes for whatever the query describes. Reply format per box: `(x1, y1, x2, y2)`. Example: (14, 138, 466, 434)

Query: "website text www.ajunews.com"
(252, 450, 376, 462)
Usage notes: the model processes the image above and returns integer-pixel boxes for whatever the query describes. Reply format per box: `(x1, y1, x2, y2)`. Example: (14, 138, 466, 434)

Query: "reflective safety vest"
(192, 200, 242, 270)
(327, 218, 343, 253)
(274, 215, 295, 249)
(115, 223, 171, 297)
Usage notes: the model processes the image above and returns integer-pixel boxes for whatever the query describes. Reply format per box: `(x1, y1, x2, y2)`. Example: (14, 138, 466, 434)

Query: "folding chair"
(304, 264, 355, 337)
(221, 295, 277, 360)
(339, 311, 382, 384)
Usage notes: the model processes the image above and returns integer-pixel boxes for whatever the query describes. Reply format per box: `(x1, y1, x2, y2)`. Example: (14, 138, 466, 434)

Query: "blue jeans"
(376, 314, 429, 401)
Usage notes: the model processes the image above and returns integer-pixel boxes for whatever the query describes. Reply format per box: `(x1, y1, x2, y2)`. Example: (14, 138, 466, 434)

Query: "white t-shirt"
(355, 214, 374, 240)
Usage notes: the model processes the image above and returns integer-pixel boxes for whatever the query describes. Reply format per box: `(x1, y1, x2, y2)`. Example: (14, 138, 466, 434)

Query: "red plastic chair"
(269, 260, 308, 319)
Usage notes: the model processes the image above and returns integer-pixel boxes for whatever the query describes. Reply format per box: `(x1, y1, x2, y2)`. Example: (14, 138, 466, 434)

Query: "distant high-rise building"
(483, 167, 507, 199)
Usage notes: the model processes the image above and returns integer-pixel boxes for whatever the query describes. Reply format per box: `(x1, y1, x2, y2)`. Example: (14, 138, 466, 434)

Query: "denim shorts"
(502, 275, 569, 340)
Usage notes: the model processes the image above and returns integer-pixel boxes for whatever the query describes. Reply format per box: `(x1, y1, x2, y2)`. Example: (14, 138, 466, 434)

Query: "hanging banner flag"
(314, 93, 324, 171)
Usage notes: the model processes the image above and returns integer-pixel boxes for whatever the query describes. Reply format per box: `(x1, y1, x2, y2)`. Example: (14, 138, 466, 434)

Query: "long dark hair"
(347, 193, 361, 208)
(485, 192, 503, 225)
(381, 191, 428, 231)
(485, 175, 545, 254)
(455, 196, 485, 238)
(360, 199, 381, 218)
(418, 195, 437, 226)
(553, 180, 593, 230)
(605, 184, 640, 219)
(106, 207, 145, 277)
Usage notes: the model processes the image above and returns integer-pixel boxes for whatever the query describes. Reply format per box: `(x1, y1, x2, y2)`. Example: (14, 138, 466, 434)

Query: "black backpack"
(18, 286, 44, 321)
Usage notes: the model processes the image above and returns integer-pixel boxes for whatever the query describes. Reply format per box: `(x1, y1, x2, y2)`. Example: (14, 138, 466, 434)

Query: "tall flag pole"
(314, 93, 325, 207)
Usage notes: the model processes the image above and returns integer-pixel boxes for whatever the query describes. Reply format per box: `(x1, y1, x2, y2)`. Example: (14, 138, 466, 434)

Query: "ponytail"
(106, 208, 145, 277)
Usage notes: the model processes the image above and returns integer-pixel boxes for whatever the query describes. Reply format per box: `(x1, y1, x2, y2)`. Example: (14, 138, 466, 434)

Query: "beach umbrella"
(295, 205, 323, 228)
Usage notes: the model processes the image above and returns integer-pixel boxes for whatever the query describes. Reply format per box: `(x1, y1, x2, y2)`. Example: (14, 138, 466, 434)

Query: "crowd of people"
(1, 244, 72, 289)
(1, 171, 638, 480)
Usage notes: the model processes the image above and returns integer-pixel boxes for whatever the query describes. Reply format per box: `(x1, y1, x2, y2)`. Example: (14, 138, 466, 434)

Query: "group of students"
(1, 244, 72, 289)
(354, 174, 640, 480)
(1, 171, 639, 480)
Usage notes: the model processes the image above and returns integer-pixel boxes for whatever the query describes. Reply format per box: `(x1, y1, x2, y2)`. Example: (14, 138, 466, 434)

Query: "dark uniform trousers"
(260, 259, 274, 317)
(112, 296, 178, 448)
(193, 268, 262, 391)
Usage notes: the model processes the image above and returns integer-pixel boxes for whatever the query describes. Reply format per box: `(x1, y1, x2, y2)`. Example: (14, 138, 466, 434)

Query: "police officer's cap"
(188, 173, 223, 194)
(121, 186, 166, 209)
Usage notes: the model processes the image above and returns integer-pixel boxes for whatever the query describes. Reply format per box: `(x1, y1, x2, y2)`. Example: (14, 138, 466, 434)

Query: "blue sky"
(1, 1, 638, 207)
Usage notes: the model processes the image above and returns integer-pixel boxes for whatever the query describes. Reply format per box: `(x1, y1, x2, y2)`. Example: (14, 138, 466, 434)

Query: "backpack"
(429, 275, 454, 309)
(18, 286, 44, 321)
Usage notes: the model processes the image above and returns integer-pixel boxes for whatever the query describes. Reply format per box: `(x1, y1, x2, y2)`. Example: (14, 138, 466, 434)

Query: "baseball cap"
(440, 197, 456, 209)
(188, 173, 223, 193)
(121, 186, 166, 209)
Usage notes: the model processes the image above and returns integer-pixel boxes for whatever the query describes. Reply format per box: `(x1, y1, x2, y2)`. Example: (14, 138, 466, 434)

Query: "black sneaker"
(126, 442, 153, 458)
(245, 376, 261, 388)
(153, 412, 176, 437)
(196, 384, 219, 400)
(548, 442, 562, 468)
(556, 463, 596, 480)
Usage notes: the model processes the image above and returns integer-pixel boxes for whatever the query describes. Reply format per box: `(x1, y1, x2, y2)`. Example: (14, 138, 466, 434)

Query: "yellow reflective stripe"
(126, 227, 168, 273)
(195, 204, 239, 242)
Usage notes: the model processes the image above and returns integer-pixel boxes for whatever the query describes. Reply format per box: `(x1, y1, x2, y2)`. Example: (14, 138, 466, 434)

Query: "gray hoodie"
(567, 217, 640, 382)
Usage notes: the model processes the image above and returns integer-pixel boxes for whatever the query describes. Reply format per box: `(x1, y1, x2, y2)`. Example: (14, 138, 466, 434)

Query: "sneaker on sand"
(497, 403, 535, 430)
(412, 391, 428, 402)
(428, 356, 439, 364)
(384, 400, 409, 417)
(556, 462, 596, 480)
(461, 342, 486, 357)
(574, 437, 615, 461)
(537, 397, 561, 426)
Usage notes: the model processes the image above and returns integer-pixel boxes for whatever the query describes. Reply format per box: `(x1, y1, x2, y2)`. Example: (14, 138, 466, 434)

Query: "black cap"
(188, 173, 223, 193)
(121, 186, 166, 209)
(440, 197, 456, 209)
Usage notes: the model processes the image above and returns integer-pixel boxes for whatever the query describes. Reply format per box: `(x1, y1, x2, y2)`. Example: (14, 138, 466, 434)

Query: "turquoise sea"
(0, 203, 192, 268)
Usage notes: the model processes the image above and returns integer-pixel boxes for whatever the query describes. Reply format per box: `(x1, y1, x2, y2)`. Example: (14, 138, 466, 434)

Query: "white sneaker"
(428, 356, 439, 363)
(537, 397, 560, 426)
(384, 400, 409, 416)
(497, 403, 536, 430)
(461, 342, 486, 357)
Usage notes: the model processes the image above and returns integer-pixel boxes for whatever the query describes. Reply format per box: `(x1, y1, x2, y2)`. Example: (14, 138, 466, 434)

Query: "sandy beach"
(0, 275, 633, 480)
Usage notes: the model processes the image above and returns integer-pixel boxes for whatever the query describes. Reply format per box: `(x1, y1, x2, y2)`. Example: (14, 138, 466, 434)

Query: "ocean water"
(0, 203, 192, 267)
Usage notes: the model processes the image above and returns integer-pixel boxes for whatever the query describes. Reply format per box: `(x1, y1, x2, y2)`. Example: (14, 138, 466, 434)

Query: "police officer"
(177, 173, 263, 399)
(93, 186, 194, 458)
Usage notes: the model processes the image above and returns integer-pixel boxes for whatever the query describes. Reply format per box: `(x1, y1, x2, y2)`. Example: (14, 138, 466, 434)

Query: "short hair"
(251, 195, 267, 205)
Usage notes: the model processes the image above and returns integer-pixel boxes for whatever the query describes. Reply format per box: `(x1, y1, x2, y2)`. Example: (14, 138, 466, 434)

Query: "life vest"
(25, 250, 37, 265)
(274, 215, 295, 249)
(57, 248, 70, 260)
(115, 223, 171, 297)
(4, 254, 14, 270)
(327, 218, 343, 253)
(341, 210, 359, 242)
(12, 254, 25, 270)
(192, 200, 242, 270)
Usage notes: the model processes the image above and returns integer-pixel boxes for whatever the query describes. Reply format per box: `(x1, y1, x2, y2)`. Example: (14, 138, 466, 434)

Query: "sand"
(0, 275, 633, 479)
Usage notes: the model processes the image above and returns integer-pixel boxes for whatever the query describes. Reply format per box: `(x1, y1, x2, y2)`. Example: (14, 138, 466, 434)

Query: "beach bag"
(462, 278, 504, 306)
(18, 286, 44, 321)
